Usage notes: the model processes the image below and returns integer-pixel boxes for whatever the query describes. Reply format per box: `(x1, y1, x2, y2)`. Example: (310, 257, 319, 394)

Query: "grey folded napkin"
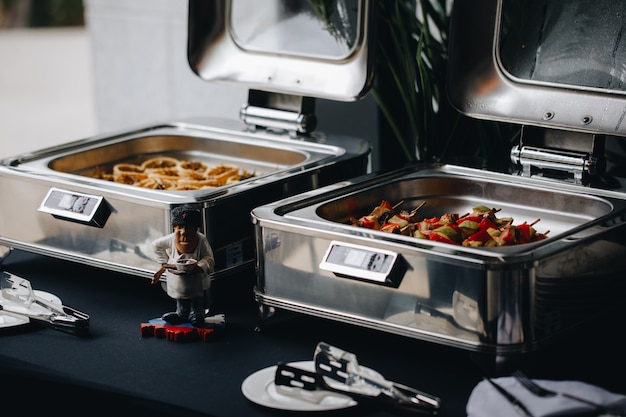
(467, 376, 626, 417)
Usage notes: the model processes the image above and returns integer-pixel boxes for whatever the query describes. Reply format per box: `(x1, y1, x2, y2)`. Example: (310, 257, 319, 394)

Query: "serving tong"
(274, 342, 440, 414)
(0, 272, 89, 336)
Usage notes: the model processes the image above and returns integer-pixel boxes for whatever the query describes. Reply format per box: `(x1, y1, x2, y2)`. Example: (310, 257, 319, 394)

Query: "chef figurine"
(151, 205, 215, 327)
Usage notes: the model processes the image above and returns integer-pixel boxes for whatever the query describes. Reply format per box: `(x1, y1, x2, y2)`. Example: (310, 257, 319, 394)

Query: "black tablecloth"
(1, 249, 624, 417)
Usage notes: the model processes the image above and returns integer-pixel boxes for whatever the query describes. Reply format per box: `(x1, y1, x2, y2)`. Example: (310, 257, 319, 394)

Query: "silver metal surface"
(447, 0, 626, 137)
(0, 117, 369, 279)
(187, 0, 375, 102)
(252, 164, 626, 354)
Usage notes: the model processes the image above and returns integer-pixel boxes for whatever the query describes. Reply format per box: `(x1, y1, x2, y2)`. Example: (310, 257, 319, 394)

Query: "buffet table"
(1, 248, 624, 417)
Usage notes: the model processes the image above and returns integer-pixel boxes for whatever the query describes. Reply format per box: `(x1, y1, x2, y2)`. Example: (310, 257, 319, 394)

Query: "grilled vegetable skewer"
(349, 202, 549, 246)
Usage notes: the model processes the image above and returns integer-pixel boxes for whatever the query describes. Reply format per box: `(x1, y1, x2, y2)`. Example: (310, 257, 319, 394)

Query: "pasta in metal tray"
(91, 156, 258, 190)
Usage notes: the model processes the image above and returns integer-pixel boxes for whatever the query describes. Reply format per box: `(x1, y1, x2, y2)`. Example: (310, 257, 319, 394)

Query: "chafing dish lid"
(187, 0, 375, 102)
(447, 0, 626, 137)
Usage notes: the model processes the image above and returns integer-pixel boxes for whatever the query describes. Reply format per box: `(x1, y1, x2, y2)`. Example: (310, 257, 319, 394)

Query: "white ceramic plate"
(0, 290, 62, 329)
(241, 360, 359, 412)
(0, 311, 30, 328)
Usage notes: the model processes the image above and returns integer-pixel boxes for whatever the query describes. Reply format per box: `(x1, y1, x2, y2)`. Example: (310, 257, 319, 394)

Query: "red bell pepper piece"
(359, 216, 377, 229)
(429, 231, 459, 245)
(498, 227, 517, 245)
(463, 228, 492, 245)
(457, 215, 482, 225)
(517, 223, 534, 243)
(477, 217, 499, 231)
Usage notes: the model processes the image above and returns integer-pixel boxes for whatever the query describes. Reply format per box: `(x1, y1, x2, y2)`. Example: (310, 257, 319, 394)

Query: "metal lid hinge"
(510, 126, 605, 185)
(240, 90, 317, 137)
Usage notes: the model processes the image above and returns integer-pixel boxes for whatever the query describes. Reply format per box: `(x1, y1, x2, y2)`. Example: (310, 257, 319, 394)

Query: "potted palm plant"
(373, 0, 519, 172)
(309, 0, 519, 172)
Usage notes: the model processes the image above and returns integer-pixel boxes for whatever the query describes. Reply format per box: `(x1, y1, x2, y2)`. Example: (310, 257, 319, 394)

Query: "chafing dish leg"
(254, 304, 276, 332)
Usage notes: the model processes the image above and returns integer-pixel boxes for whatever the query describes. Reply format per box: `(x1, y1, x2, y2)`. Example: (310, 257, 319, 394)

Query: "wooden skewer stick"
(392, 200, 405, 210)
(409, 201, 427, 217)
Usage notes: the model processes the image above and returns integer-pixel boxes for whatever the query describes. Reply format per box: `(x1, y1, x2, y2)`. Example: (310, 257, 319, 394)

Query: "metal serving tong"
(0, 272, 89, 336)
(275, 342, 440, 414)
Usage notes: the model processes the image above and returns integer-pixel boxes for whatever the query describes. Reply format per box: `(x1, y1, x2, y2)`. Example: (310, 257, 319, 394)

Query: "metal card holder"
(38, 187, 111, 228)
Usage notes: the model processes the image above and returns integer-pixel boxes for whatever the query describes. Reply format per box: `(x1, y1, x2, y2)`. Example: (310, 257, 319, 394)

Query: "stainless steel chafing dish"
(0, 0, 373, 286)
(252, 0, 626, 357)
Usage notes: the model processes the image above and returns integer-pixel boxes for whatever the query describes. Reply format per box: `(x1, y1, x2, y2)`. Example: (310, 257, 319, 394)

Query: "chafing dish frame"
(252, 164, 626, 355)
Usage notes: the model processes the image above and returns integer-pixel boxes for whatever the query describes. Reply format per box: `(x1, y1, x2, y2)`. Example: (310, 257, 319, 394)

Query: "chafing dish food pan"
(0, 120, 368, 279)
(252, 0, 626, 356)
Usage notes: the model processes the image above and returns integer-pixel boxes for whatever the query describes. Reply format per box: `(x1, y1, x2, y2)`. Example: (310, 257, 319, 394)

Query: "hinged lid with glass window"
(187, 0, 375, 135)
(448, 0, 626, 186)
